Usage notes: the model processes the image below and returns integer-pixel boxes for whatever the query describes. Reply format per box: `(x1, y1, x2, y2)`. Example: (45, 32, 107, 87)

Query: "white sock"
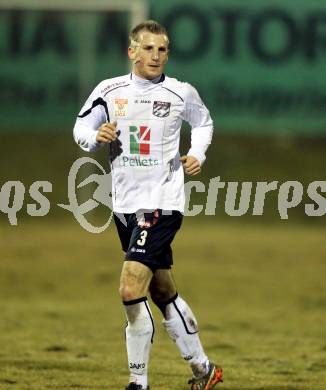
(163, 295, 209, 378)
(124, 297, 154, 388)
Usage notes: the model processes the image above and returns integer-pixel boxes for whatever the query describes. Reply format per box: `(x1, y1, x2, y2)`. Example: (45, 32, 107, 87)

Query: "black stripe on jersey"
(78, 97, 110, 121)
(103, 84, 130, 97)
(161, 86, 184, 102)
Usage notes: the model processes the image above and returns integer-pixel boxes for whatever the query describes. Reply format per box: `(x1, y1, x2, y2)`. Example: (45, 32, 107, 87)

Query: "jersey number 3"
(137, 230, 148, 246)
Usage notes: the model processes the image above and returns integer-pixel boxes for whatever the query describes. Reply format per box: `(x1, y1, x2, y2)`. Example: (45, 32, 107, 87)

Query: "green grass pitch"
(0, 219, 325, 389)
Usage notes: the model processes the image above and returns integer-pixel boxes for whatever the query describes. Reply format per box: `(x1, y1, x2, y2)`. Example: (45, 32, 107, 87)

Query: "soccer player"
(73, 20, 222, 390)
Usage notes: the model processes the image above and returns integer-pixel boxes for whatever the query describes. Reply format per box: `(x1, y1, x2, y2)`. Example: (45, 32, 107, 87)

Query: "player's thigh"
(120, 260, 153, 300)
(149, 269, 177, 302)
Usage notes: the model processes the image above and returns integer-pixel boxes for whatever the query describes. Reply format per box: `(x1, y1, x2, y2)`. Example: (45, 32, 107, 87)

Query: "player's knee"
(119, 284, 140, 302)
(119, 284, 132, 301)
(150, 286, 175, 305)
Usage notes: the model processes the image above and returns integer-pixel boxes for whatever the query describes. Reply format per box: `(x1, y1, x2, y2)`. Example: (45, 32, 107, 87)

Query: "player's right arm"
(96, 121, 118, 143)
(73, 81, 116, 152)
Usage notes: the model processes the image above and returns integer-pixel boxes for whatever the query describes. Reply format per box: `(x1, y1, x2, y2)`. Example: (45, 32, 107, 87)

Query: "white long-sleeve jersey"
(73, 73, 213, 213)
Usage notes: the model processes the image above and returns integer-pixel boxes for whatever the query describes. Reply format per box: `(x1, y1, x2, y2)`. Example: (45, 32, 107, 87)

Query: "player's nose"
(151, 50, 159, 60)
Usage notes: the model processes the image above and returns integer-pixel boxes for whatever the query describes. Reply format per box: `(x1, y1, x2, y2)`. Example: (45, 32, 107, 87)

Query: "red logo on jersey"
(129, 126, 150, 155)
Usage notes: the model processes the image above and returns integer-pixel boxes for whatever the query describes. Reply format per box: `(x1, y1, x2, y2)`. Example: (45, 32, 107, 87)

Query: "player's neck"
(131, 72, 163, 86)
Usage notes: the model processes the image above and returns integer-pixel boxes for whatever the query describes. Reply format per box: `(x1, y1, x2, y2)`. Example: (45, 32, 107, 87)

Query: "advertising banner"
(1, 1, 326, 134)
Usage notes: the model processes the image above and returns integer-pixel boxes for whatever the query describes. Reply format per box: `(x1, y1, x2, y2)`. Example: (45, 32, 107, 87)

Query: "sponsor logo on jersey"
(120, 156, 159, 167)
(101, 81, 127, 94)
(130, 247, 146, 253)
(153, 101, 171, 117)
(114, 98, 128, 117)
(134, 99, 151, 104)
(119, 125, 161, 167)
(129, 125, 150, 155)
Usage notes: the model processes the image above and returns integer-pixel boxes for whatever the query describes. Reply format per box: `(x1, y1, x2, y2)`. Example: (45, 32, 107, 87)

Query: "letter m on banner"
(129, 126, 150, 155)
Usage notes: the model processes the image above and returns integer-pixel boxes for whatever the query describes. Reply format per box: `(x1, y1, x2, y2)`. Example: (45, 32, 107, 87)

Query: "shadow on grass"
(0, 358, 103, 372)
(180, 385, 306, 390)
(0, 379, 17, 385)
(227, 387, 304, 390)
(205, 342, 238, 352)
(307, 361, 326, 371)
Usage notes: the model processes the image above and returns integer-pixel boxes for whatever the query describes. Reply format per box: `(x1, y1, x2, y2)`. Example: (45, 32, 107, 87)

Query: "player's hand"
(96, 121, 118, 143)
(180, 155, 201, 176)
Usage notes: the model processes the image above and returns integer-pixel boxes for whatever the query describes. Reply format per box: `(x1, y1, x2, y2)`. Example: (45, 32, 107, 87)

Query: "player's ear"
(128, 47, 136, 61)
(164, 46, 169, 64)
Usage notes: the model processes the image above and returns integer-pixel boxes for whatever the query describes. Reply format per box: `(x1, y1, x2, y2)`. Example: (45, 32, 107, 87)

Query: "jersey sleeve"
(182, 83, 213, 165)
(73, 82, 108, 152)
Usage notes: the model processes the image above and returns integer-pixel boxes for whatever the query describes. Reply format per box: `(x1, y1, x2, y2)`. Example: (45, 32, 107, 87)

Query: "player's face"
(129, 32, 169, 80)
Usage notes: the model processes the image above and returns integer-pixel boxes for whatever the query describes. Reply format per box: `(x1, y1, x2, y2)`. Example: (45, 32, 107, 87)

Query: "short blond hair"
(129, 20, 169, 48)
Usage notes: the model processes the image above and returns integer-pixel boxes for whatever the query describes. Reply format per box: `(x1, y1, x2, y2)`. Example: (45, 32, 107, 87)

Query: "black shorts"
(113, 209, 183, 272)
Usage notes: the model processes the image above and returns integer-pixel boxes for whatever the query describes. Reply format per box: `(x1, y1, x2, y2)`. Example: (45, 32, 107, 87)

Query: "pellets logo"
(129, 126, 150, 155)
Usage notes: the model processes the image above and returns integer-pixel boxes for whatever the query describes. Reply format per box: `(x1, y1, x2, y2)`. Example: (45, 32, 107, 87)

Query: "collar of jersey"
(130, 73, 164, 88)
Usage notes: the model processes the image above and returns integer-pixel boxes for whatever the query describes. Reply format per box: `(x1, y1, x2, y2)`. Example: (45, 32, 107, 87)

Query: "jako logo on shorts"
(129, 126, 150, 155)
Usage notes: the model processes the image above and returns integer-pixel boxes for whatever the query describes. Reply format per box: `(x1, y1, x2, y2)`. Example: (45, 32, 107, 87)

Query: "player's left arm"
(179, 155, 201, 176)
(180, 84, 214, 176)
